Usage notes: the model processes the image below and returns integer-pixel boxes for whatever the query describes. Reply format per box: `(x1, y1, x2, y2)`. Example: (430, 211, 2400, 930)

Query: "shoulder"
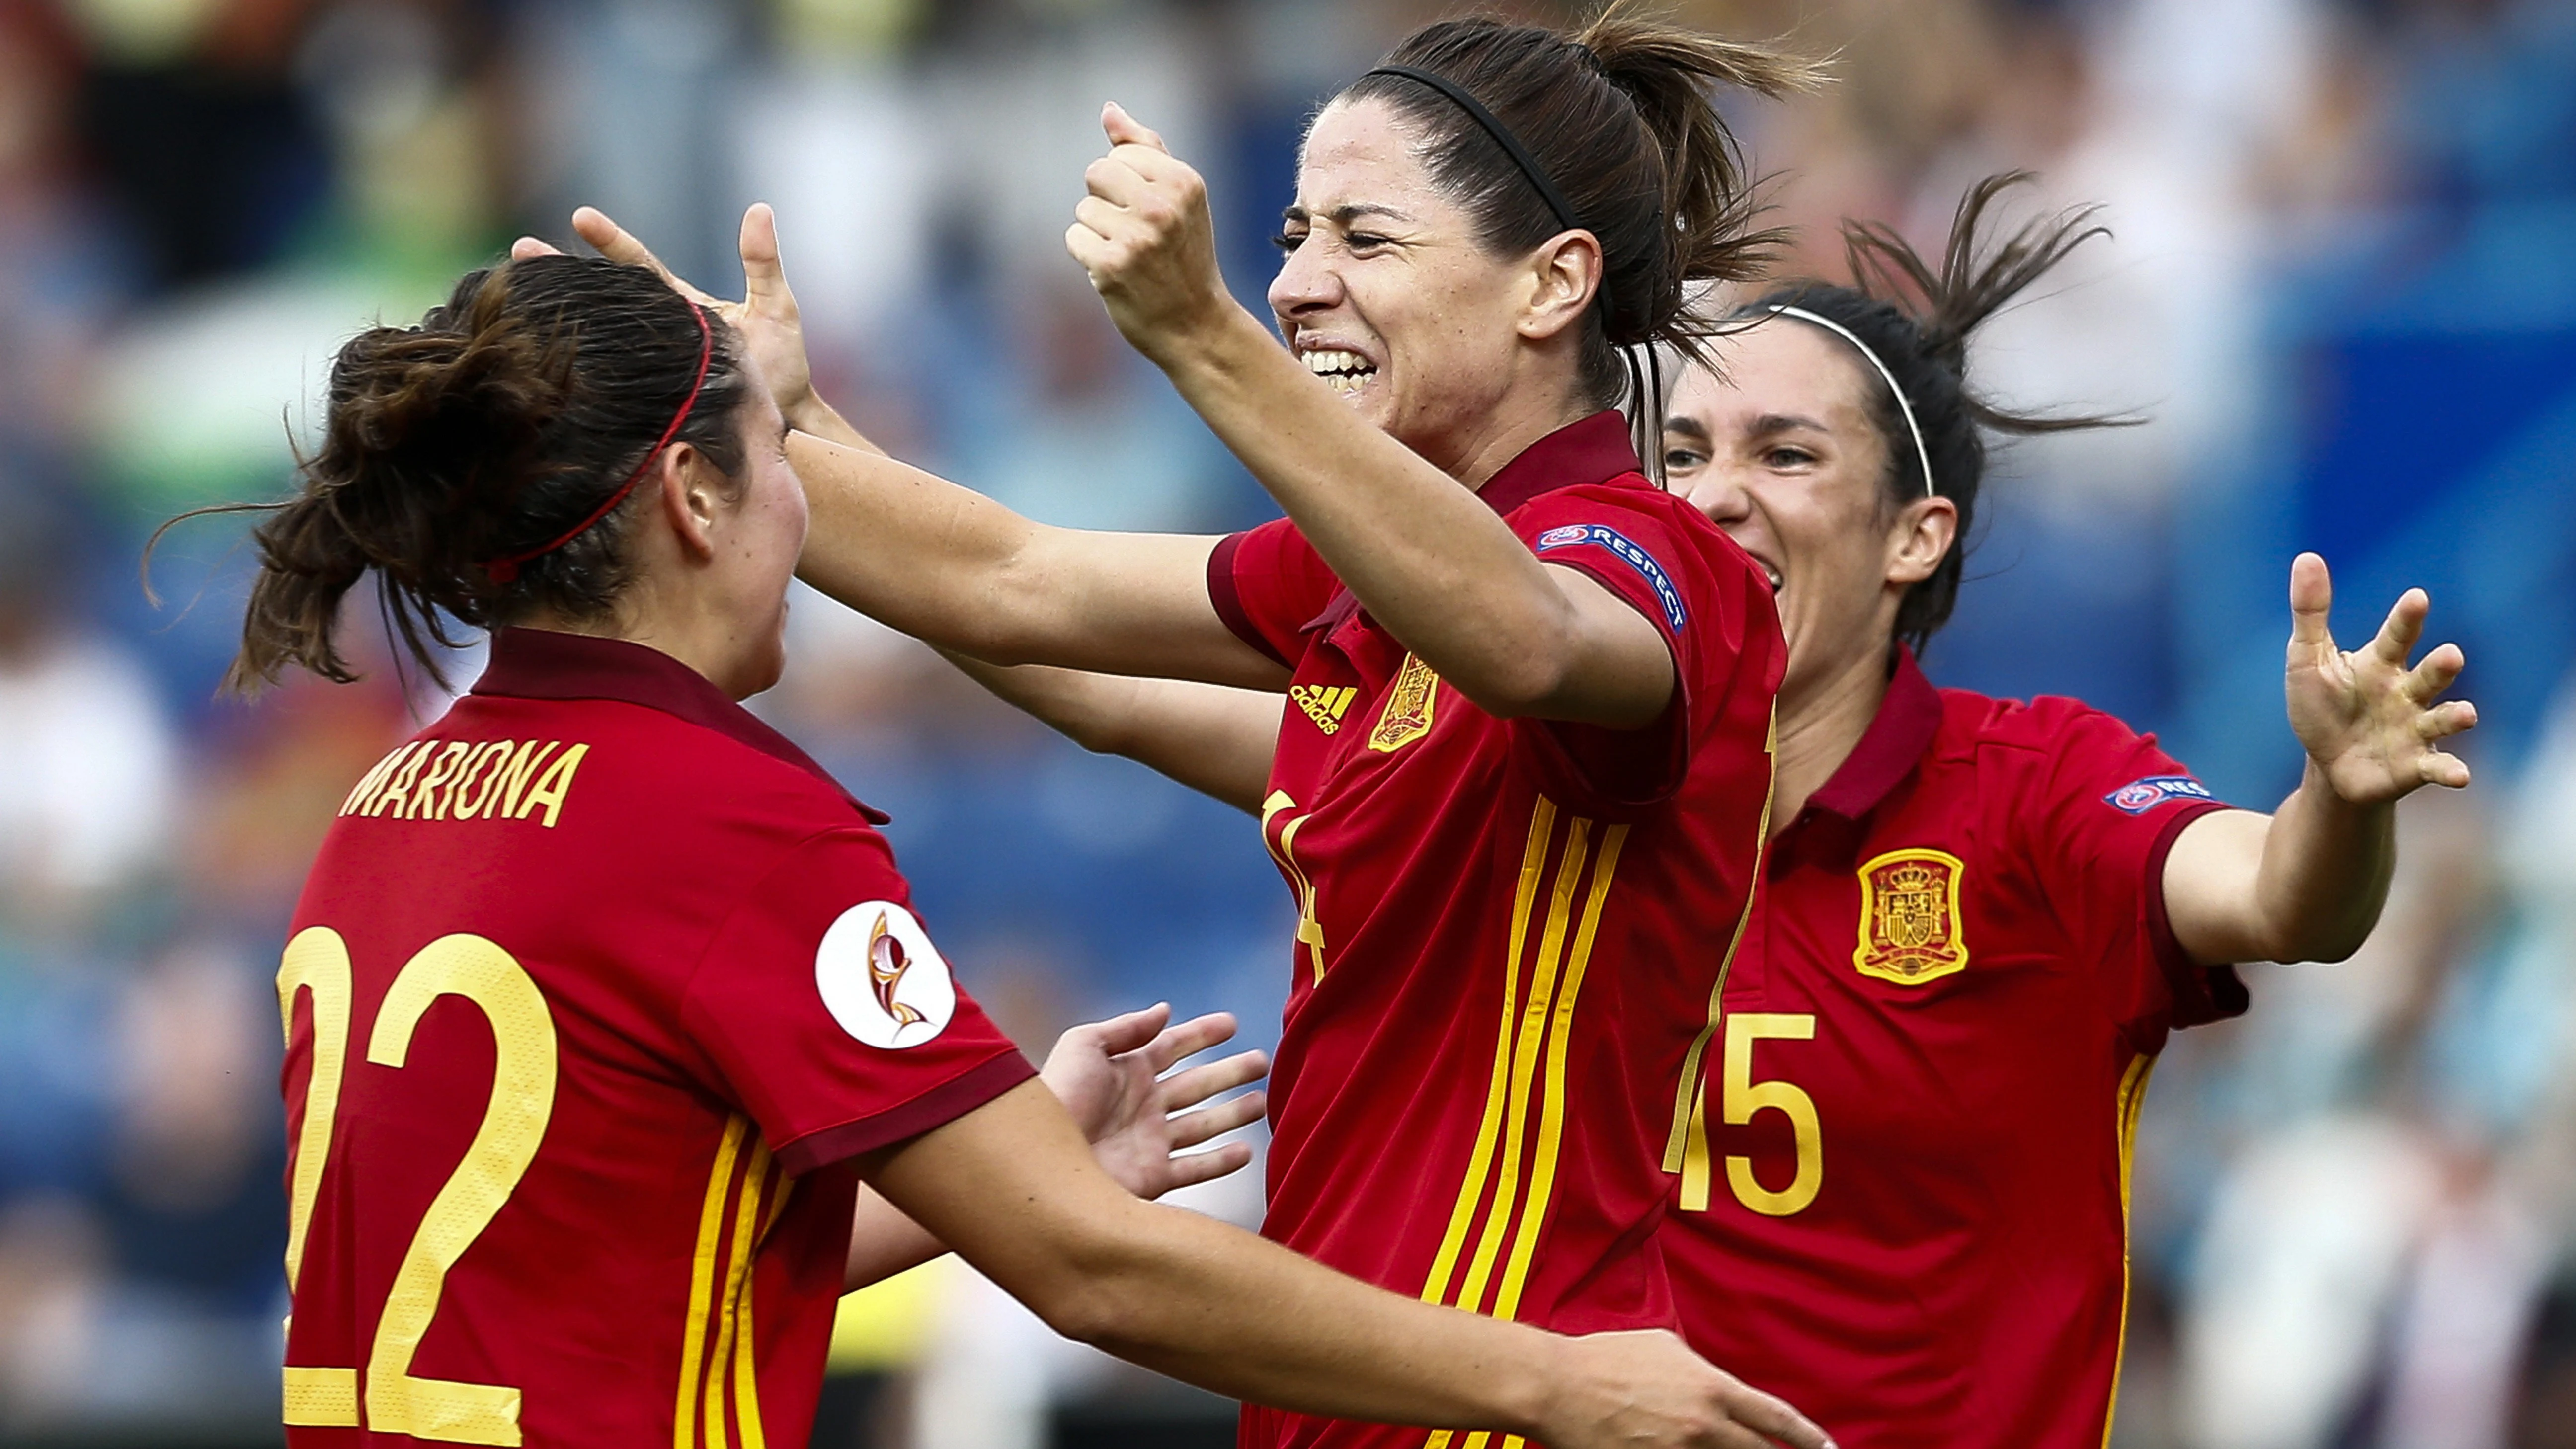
(1934, 687, 2217, 813)
(1515, 480, 1768, 603)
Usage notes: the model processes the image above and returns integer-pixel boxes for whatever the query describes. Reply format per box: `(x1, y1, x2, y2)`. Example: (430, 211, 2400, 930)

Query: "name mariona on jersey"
(337, 738, 591, 827)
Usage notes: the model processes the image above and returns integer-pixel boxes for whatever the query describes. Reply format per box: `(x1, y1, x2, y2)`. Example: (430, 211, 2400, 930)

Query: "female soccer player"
(933, 176, 2482, 1449)
(528, 13, 1822, 1449)
(234, 253, 1830, 1449)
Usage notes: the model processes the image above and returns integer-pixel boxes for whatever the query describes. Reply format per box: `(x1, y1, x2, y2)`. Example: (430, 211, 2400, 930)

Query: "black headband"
(1366, 65, 1581, 236)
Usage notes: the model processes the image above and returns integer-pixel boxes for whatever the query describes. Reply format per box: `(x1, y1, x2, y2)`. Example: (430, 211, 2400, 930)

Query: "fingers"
(1136, 1010, 1241, 1075)
(2404, 641, 2465, 702)
(571, 206, 718, 306)
(1166, 1087, 1267, 1150)
(2417, 698, 2479, 741)
(2288, 552, 2334, 650)
(1161, 1049, 1268, 1118)
(2368, 586, 2430, 668)
(1101, 100, 1169, 153)
(510, 235, 564, 260)
(1155, 1140, 1253, 1192)
(1715, 1378, 1834, 1449)
(1068, 1002, 1172, 1060)
(2420, 745, 2474, 790)
(1073, 193, 1127, 243)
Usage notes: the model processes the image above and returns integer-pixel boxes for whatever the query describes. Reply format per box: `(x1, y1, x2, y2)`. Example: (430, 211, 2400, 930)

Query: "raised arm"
(2163, 553, 2476, 966)
(1064, 107, 1675, 729)
(520, 204, 1287, 690)
(941, 650, 1280, 813)
(869, 1078, 1832, 1449)
(846, 1002, 1267, 1289)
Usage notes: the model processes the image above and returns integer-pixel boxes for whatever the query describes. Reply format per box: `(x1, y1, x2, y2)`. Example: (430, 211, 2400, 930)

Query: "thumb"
(1102, 101, 1169, 153)
(1084, 1002, 1173, 1058)
(740, 202, 789, 305)
(2288, 551, 2334, 651)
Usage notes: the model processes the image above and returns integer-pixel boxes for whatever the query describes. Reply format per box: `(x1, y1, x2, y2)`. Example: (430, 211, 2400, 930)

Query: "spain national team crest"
(1368, 653, 1440, 753)
(1852, 848, 1969, 985)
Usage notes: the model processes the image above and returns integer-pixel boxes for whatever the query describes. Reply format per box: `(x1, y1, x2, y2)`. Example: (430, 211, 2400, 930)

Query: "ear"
(1885, 495, 1959, 588)
(1517, 230, 1605, 344)
(654, 445, 723, 563)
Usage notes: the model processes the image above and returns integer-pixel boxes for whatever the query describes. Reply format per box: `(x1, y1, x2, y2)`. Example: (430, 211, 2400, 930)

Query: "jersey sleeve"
(679, 827, 1035, 1176)
(1208, 518, 1341, 670)
(1507, 488, 1772, 812)
(2010, 702, 2247, 1052)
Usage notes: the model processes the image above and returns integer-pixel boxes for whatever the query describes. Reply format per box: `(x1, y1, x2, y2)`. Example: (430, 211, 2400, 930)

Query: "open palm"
(2284, 552, 2477, 804)
(1040, 1003, 1268, 1201)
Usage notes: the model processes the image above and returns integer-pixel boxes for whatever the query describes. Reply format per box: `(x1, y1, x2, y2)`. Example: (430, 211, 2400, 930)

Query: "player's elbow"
(1018, 1247, 1160, 1350)
(1451, 634, 1583, 721)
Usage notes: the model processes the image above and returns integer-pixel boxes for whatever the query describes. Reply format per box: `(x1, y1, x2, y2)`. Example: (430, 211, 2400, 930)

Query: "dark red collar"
(1475, 409, 1644, 515)
(471, 628, 886, 823)
(1801, 646, 1944, 823)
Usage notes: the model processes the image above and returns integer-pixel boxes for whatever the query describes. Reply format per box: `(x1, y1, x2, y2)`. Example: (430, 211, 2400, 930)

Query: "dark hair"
(159, 255, 747, 693)
(1341, 3, 1816, 416)
(1740, 172, 2137, 652)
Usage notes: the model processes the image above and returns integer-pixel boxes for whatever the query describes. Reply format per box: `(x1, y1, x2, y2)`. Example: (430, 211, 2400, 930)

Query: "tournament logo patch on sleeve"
(1535, 523, 1687, 630)
(2103, 774, 2215, 815)
(816, 902, 956, 1048)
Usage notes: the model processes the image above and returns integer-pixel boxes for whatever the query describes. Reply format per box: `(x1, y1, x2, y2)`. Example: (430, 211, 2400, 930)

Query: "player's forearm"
(1154, 308, 1620, 718)
(2250, 760, 2397, 962)
(1051, 1198, 1559, 1434)
(940, 651, 1275, 813)
(789, 434, 1052, 657)
(785, 392, 879, 455)
(844, 1186, 945, 1292)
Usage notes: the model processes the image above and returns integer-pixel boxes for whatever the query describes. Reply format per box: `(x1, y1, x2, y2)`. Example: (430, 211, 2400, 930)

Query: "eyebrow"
(1281, 202, 1419, 227)
(1750, 412, 1833, 437)
(1662, 415, 1712, 444)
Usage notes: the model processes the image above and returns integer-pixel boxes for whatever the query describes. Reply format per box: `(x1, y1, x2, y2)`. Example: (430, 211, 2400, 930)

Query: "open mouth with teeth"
(1303, 348, 1377, 395)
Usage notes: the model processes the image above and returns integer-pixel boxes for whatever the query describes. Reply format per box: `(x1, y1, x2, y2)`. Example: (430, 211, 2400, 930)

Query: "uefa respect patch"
(1535, 523, 1687, 629)
(2103, 774, 2215, 815)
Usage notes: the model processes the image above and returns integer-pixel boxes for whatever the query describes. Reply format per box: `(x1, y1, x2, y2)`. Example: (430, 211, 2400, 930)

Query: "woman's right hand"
(1542, 1330, 1833, 1449)
(513, 204, 862, 449)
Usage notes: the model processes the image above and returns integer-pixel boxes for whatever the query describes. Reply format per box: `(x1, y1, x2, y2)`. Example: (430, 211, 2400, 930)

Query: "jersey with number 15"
(277, 628, 1032, 1449)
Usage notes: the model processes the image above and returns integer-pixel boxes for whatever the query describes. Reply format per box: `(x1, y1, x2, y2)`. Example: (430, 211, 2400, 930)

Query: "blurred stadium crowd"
(0, 0, 2571, 1445)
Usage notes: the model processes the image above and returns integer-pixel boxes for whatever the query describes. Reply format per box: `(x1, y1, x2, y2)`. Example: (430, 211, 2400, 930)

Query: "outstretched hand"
(512, 203, 830, 438)
(1041, 1002, 1267, 1200)
(1064, 103, 1238, 364)
(2285, 552, 2477, 803)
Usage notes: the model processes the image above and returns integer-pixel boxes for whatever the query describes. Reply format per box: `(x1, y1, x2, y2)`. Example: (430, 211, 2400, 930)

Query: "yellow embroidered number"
(1721, 1013, 1821, 1217)
(277, 932, 559, 1445)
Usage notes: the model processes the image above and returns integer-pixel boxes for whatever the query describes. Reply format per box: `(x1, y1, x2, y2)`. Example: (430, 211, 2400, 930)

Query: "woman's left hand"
(2284, 551, 2479, 803)
(1065, 103, 1238, 364)
(1040, 1002, 1268, 1200)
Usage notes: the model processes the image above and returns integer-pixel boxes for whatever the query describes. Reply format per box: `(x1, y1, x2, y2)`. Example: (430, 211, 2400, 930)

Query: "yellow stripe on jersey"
(676, 1116, 748, 1449)
(2100, 1054, 2156, 1449)
(1493, 824, 1627, 1322)
(704, 1140, 773, 1449)
(1423, 806, 1628, 1449)
(1421, 797, 1558, 1310)
(1666, 704, 1777, 1208)
(1453, 818, 1593, 1319)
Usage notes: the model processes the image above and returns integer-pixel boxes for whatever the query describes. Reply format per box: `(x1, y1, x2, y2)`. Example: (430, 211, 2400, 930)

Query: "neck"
(1769, 641, 1895, 835)
(521, 591, 754, 700)
(1433, 358, 1593, 491)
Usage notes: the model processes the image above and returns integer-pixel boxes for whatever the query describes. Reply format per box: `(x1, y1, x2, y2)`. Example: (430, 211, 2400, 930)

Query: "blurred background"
(0, 0, 2570, 1444)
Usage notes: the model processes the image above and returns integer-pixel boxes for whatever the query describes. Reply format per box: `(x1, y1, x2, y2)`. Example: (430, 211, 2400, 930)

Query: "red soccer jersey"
(1210, 412, 1785, 1449)
(1661, 649, 2246, 1449)
(277, 628, 1032, 1449)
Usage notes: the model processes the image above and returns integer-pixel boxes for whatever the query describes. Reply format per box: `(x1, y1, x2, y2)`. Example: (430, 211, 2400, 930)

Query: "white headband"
(1765, 305, 1936, 499)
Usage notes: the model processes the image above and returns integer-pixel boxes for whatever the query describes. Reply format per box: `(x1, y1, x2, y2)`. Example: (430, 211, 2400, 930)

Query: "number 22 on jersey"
(279, 926, 558, 1446)
(1674, 1012, 1822, 1218)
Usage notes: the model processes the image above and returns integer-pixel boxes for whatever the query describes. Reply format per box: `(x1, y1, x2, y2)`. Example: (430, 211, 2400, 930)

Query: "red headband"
(482, 300, 715, 585)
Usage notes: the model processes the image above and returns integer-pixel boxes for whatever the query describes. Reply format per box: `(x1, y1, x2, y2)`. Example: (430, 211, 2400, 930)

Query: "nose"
(1678, 458, 1753, 529)
(1268, 234, 1344, 320)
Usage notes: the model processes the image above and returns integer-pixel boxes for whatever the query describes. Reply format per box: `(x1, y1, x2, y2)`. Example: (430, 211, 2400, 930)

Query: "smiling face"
(1661, 319, 1955, 712)
(1268, 96, 1594, 481)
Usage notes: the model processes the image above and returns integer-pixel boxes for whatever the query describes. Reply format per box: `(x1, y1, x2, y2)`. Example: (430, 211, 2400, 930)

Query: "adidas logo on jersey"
(1291, 684, 1359, 734)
